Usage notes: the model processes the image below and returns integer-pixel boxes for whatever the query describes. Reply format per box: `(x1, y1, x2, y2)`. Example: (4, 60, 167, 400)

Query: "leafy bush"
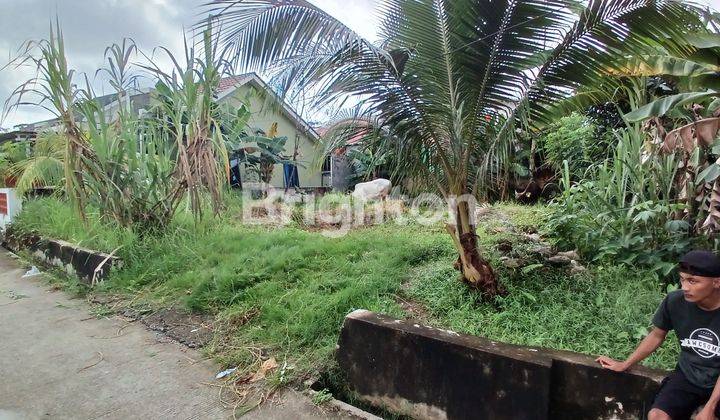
(4, 133, 65, 194)
(540, 113, 613, 177)
(0, 140, 29, 186)
(545, 125, 707, 275)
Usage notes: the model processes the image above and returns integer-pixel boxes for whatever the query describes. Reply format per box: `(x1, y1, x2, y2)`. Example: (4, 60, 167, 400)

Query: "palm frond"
(526, 0, 705, 127)
(207, 0, 706, 198)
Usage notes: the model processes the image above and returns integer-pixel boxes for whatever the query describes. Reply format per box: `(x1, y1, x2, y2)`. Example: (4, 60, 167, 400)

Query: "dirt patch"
(395, 294, 430, 324)
(88, 294, 125, 307)
(475, 206, 512, 224)
(141, 308, 215, 348)
(86, 294, 215, 348)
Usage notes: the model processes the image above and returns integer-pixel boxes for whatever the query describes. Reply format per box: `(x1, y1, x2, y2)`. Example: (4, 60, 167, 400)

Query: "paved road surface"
(0, 250, 355, 420)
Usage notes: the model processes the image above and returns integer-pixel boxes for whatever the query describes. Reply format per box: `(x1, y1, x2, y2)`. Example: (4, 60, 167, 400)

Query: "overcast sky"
(0, 0, 717, 129)
(0, 0, 379, 129)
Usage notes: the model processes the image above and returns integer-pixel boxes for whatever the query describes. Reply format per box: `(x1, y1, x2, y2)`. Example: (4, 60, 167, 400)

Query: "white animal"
(352, 178, 392, 201)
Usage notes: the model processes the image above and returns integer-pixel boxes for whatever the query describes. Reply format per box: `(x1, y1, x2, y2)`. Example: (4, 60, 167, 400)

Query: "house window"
(321, 155, 332, 187)
(283, 163, 299, 188)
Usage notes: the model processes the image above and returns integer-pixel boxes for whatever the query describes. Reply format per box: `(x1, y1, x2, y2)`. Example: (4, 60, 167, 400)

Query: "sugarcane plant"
(3, 22, 243, 230)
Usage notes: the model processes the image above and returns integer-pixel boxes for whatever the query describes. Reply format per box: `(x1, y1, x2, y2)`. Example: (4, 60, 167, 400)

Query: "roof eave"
(216, 73, 320, 143)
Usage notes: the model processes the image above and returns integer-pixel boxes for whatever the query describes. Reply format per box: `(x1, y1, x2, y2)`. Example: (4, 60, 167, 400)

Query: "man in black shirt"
(596, 250, 720, 420)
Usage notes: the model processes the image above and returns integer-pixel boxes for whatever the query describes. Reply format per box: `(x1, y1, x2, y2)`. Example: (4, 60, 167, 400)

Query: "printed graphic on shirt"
(681, 328, 720, 358)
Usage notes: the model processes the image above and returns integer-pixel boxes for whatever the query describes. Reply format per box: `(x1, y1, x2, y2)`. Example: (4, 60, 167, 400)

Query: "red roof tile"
(217, 74, 254, 93)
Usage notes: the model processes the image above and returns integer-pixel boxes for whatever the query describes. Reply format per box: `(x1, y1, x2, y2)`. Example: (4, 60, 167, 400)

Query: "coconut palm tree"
(6, 133, 66, 195)
(204, 0, 703, 296)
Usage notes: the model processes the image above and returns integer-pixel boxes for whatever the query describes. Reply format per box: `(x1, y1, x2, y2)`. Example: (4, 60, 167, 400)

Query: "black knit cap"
(679, 250, 720, 277)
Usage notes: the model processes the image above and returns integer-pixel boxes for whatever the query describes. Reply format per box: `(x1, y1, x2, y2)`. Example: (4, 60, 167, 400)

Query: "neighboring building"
(12, 73, 335, 191)
(316, 120, 372, 192)
(12, 90, 153, 134)
(215, 74, 329, 191)
(0, 130, 36, 146)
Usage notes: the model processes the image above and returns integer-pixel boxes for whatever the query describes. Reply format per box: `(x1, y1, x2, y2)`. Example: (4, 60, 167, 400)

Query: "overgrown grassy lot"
(9, 196, 679, 379)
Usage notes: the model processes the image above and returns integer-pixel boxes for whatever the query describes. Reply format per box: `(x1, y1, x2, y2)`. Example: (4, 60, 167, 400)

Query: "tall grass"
(11, 198, 138, 254)
(11, 196, 677, 375)
(4, 23, 241, 230)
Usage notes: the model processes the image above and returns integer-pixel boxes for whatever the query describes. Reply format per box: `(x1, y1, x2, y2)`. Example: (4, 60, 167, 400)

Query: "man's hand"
(595, 356, 629, 372)
(695, 405, 717, 420)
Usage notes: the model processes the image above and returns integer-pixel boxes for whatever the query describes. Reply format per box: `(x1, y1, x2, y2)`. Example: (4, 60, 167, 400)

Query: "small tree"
(204, 0, 704, 296)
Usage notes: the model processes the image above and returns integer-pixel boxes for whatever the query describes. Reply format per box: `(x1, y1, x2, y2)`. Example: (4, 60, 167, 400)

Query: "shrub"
(545, 125, 707, 276)
(540, 113, 613, 177)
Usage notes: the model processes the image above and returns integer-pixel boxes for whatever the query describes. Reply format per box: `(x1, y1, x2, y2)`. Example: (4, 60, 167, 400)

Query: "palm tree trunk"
(445, 200, 501, 297)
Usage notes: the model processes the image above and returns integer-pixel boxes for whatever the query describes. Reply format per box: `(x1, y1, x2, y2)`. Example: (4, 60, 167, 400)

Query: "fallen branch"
(77, 351, 104, 373)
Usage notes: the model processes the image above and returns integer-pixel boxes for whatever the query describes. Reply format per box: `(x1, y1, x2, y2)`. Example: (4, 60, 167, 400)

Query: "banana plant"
(623, 32, 720, 123)
(610, 30, 720, 236)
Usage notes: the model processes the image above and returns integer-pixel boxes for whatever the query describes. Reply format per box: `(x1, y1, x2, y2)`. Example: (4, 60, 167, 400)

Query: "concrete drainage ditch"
(308, 371, 403, 420)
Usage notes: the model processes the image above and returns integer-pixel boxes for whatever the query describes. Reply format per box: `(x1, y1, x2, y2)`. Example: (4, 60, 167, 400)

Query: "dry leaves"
(249, 357, 278, 383)
(662, 118, 720, 153)
(702, 179, 720, 234)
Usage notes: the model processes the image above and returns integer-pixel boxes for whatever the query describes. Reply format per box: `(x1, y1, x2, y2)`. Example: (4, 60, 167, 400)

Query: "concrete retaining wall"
(2, 231, 121, 285)
(337, 310, 667, 420)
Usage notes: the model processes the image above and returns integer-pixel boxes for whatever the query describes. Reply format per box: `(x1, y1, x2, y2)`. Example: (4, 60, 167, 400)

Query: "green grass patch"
(407, 261, 677, 370)
(9, 196, 678, 377)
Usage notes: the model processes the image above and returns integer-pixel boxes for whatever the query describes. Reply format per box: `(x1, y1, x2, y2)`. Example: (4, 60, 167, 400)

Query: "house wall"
(221, 84, 325, 189)
(0, 188, 22, 232)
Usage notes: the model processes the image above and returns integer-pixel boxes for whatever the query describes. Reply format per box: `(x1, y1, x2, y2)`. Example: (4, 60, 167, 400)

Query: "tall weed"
(546, 124, 705, 275)
(4, 23, 239, 230)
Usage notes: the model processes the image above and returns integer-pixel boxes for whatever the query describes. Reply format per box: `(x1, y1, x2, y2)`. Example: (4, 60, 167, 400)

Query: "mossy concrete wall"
(337, 310, 666, 420)
(3, 232, 121, 285)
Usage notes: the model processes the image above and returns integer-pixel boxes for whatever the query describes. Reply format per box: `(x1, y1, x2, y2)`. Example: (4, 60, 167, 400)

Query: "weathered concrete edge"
(344, 309, 665, 382)
(2, 232, 122, 285)
(339, 309, 554, 419)
(344, 309, 554, 366)
(339, 309, 669, 420)
(306, 389, 384, 420)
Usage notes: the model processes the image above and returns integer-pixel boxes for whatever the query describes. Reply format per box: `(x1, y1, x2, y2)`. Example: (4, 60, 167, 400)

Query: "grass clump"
(9, 195, 678, 378)
(407, 261, 677, 370)
(11, 197, 137, 253)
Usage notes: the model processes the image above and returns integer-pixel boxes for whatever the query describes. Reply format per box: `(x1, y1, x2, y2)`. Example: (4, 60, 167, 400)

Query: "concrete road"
(0, 251, 356, 420)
